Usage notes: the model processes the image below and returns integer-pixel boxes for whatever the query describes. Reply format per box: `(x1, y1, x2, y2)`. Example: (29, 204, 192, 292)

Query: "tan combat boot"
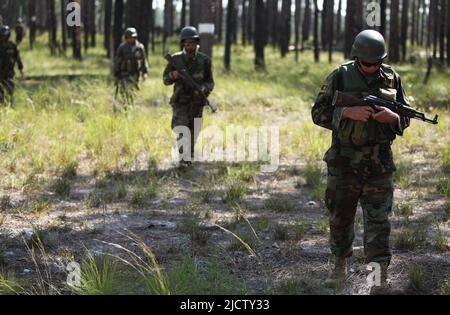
(370, 262, 406, 295)
(325, 256, 347, 289)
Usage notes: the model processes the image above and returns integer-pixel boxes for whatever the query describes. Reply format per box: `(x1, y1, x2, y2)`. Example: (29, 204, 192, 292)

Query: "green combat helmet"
(351, 29, 387, 62)
(124, 27, 138, 39)
(180, 26, 200, 43)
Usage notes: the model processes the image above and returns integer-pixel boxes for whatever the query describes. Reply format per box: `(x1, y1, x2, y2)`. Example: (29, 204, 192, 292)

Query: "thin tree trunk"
(280, 0, 291, 58)
(215, 0, 223, 42)
(181, 0, 186, 28)
(104, 0, 113, 58)
(242, 0, 247, 46)
(439, 0, 445, 64)
(336, 0, 342, 44)
(61, 0, 67, 53)
(254, 0, 267, 70)
(224, 0, 234, 71)
(48, 0, 57, 55)
(389, 0, 400, 62)
(113, 0, 124, 54)
(401, 0, 409, 62)
(199, 0, 215, 58)
(447, 0, 450, 65)
(302, 0, 311, 51)
(294, 0, 302, 62)
(313, 0, 319, 62)
(380, 0, 387, 36)
(90, 0, 96, 47)
(411, 0, 416, 46)
(72, 0, 82, 60)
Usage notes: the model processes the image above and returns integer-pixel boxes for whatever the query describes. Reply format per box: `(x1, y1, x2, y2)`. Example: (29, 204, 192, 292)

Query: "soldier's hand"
(372, 105, 400, 125)
(170, 71, 182, 80)
(342, 106, 375, 122)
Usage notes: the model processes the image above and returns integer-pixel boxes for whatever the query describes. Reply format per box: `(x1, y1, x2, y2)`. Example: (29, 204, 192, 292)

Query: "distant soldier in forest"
(312, 30, 411, 295)
(163, 26, 215, 168)
(0, 25, 24, 105)
(113, 27, 149, 108)
(14, 18, 25, 45)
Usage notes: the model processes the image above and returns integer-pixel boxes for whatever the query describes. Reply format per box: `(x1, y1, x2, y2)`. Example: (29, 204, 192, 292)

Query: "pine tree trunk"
(439, 0, 445, 64)
(113, 0, 124, 54)
(104, 0, 113, 58)
(411, 0, 416, 46)
(29, 0, 37, 49)
(181, 0, 186, 28)
(224, 0, 234, 71)
(72, 0, 82, 60)
(313, 0, 319, 62)
(447, 0, 450, 66)
(138, 0, 152, 54)
(254, 0, 267, 70)
(215, 0, 223, 42)
(294, 0, 302, 62)
(242, 0, 247, 46)
(401, 0, 409, 62)
(280, 0, 291, 58)
(61, 0, 67, 53)
(389, 0, 400, 62)
(336, 0, 342, 44)
(302, 0, 311, 51)
(90, 0, 96, 47)
(48, 0, 57, 55)
(380, 0, 387, 36)
(198, 0, 215, 58)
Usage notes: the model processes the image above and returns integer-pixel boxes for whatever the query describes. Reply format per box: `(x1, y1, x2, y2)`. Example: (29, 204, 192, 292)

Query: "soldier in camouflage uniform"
(114, 27, 148, 106)
(312, 30, 410, 294)
(0, 25, 24, 105)
(163, 26, 215, 168)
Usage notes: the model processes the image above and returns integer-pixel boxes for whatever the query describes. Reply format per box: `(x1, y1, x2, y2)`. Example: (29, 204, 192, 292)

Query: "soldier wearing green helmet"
(0, 25, 24, 105)
(113, 27, 149, 107)
(312, 29, 410, 295)
(163, 26, 214, 168)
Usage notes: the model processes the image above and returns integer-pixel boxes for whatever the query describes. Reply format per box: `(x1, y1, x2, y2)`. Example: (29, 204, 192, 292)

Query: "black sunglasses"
(359, 59, 382, 67)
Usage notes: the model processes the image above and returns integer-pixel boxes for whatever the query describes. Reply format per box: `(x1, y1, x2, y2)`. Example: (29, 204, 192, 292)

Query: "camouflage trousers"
(0, 78, 15, 105)
(325, 166, 394, 264)
(171, 101, 204, 161)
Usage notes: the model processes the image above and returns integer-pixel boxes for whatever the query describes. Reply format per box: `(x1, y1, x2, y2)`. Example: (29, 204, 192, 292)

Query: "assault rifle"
(332, 91, 438, 125)
(164, 53, 217, 113)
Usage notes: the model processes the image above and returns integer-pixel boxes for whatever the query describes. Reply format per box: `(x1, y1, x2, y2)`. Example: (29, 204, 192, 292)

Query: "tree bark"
(215, 0, 223, 42)
(302, 0, 311, 51)
(389, 0, 400, 62)
(104, 0, 113, 58)
(181, 0, 187, 28)
(72, 0, 82, 60)
(313, 0, 319, 62)
(224, 0, 234, 71)
(113, 0, 124, 54)
(48, 0, 57, 55)
(198, 0, 215, 58)
(280, 0, 291, 58)
(61, 0, 67, 53)
(401, 0, 409, 62)
(345, 0, 363, 58)
(254, 0, 267, 70)
(439, 0, 445, 64)
(294, 0, 302, 62)
(380, 0, 387, 36)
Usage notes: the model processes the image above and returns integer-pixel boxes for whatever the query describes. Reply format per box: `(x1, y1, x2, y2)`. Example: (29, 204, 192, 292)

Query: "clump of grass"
(31, 199, 51, 217)
(273, 223, 289, 241)
(168, 255, 246, 295)
(265, 194, 296, 212)
(394, 202, 414, 217)
(0, 269, 22, 295)
(304, 162, 326, 201)
(394, 158, 414, 188)
(407, 265, 426, 293)
(255, 217, 269, 232)
(74, 254, 121, 295)
(178, 210, 211, 246)
(228, 228, 258, 252)
(224, 179, 248, 206)
(394, 221, 427, 250)
(61, 161, 78, 179)
(439, 278, 450, 295)
(0, 195, 12, 212)
(53, 178, 71, 198)
(85, 190, 104, 209)
(227, 163, 259, 183)
(317, 218, 330, 233)
(274, 275, 325, 295)
(294, 224, 306, 241)
(434, 227, 448, 252)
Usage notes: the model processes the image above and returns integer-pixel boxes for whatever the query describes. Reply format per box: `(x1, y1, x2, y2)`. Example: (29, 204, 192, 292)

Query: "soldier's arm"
(390, 73, 411, 136)
(113, 47, 123, 78)
(202, 58, 215, 96)
(163, 62, 176, 86)
(140, 45, 149, 74)
(15, 45, 24, 71)
(311, 69, 341, 131)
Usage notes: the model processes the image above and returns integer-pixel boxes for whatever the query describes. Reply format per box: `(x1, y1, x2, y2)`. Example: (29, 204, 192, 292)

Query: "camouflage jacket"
(163, 51, 214, 105)
(0, 40, 23, 79)
(114, 41, 148, 80)
(312, 61, 411, 175)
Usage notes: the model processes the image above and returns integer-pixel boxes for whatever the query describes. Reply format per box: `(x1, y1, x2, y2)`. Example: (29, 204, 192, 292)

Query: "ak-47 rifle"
(332, 91, 439, 125)
(164, 53, 217, 113)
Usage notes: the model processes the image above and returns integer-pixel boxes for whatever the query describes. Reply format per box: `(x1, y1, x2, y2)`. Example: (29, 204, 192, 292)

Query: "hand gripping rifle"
(164, 53, 217, 113)
(332, 91, 439, 125)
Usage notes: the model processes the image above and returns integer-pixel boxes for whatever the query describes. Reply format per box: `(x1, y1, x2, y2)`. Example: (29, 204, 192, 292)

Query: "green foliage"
(265, 195, 296, 212)
(407, 265, 426, 293)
